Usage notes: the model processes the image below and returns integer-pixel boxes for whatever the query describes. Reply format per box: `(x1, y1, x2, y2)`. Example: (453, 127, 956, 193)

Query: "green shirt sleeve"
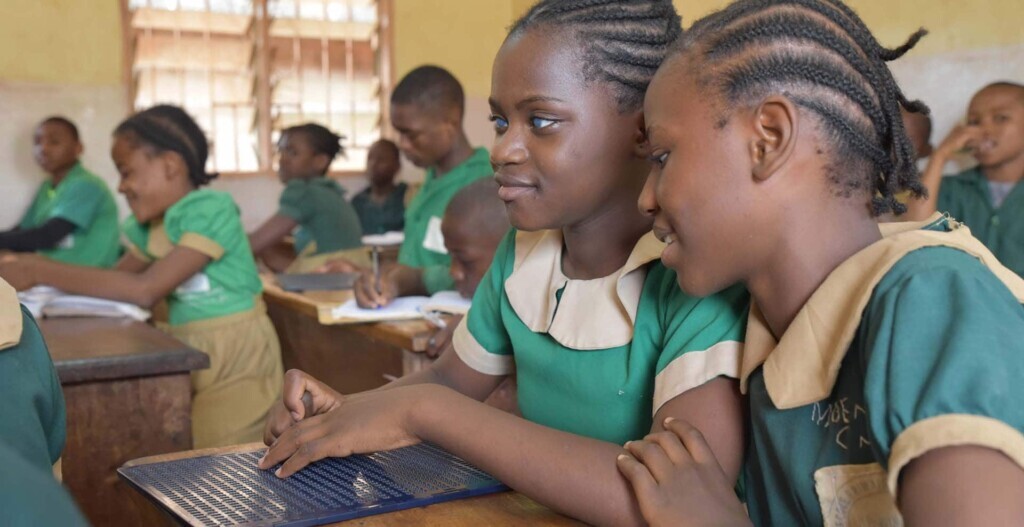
(453, 230, 515, 375)
(422, 264, 456, 294)
(49, 177, 103, 229)
(652, 271, 749, 412)
(121, 216, 151, 261)
(0, 307, 66, 472)
(167, 193, 240, 260)
(0, 440, 88, 526)
(278, 180, 310, 223)
(862, 247, 1024, 493)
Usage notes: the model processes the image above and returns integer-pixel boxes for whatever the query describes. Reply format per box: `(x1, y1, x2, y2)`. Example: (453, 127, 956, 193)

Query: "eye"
(489, 115, 509, 133)
(529, 116, 556, 129)
(995, 114, 1010, 124)
(648, 151, 669, 167)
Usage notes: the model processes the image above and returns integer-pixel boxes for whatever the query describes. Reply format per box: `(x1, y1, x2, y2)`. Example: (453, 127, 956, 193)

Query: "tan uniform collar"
(0, 279, 24, 351)
(505, 230, 664, 350)
(740, 213, 1024, 409)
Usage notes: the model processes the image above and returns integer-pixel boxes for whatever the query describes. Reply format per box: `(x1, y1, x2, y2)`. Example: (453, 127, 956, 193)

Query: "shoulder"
(171, 189, 238, 216)
(875, 245, 1000, 296)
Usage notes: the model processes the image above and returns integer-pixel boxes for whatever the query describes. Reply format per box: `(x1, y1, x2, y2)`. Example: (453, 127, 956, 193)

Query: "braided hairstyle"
(510, 0, 683, 112)
(673, 0, 929, 215)
(281, 123, 346, 175)
(114, 105, 216, 187)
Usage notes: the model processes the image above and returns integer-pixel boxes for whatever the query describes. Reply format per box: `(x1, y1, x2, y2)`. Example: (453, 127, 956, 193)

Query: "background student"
(616, 2, 1024, 525)
(906, 82, 1024, 276)
(248, 123, 364, 273)
(0, 117, 120, 268)
(0, 105, 283, 449)
(351, 139, 407, 235)
(339, 66, 492, 301)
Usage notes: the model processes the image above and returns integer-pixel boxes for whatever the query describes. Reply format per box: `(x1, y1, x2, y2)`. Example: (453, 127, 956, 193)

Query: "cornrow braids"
(114, 105, 216, 187)
(510, 0, 682, 112)
(282, 123, 346, 175)
(675, 0, 929, 216)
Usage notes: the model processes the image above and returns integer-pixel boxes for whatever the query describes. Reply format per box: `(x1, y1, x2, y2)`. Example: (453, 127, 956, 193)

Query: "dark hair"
(673, 0, 929, 216)
(40, 116, 80, 142)
(509, 0, 683, 112)
(979, 81, 1024, 101)
(390, 65, 466, 118)
(281, 123, 345, 175)
(114, 105, 216, 186)
(370, 138, 400, 160)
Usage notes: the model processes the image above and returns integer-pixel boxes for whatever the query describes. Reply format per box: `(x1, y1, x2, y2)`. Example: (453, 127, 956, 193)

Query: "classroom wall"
(0, 0, 1022, 230)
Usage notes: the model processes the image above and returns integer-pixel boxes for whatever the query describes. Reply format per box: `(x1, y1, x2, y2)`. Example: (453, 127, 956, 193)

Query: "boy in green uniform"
(0, 106, 283, 449)
(351, 139, 407, 235)
(0, 117, 119, 268)
(907, 82, 1024, 276)
(249, 123, 364, 273)
(350, 66, 492, 305)
(617, 2, 1024, 525)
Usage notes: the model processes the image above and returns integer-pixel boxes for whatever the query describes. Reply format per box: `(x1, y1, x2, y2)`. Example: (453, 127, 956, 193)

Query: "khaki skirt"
(162, 304, 283, 449)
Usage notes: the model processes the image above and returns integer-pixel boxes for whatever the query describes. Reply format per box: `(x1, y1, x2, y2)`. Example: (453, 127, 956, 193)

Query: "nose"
(490, 126, 527, 170)
(638, 172, 659, 217)
(449, 260, 465, 282)
(397, 134, 415, 156)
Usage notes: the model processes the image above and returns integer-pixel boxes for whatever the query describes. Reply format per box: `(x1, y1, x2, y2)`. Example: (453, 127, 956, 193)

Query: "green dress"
(279, 177, 363, 255)
(938, 167, 1024, 276)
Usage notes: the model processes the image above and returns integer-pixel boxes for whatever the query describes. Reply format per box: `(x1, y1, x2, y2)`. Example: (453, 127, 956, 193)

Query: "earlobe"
(750, 96, 797, 182)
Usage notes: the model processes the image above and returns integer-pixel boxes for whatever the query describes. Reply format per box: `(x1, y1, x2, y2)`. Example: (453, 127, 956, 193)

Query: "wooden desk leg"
(62, 373, 193, 527)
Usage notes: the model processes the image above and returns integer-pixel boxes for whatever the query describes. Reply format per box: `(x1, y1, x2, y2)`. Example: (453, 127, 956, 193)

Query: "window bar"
(174, 0, 185, 107)
(204, 0, 219, 173)
(232, 103, 241, 171)
(293, 0, 304, 122)
(255, 0, 273, 171)
(321, 0, 331, 135)
(345, 0, 356, 151)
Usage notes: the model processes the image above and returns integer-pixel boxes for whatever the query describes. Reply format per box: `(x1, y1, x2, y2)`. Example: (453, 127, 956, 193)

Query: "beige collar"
(504, 230, 664, 350)
(740, 213, 1024, 409)
(147, 219, 174, 258)
(0, 279, 24, 351)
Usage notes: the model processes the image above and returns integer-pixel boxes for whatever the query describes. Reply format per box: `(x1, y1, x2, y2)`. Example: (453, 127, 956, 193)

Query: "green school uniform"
(279, 177, 363, 255)
(0, 280, 65, 473)
(123, 190, 282, 448)
(937, 167, 1024, 276)
(0, 440, 88, 527)
(351, 182, 408, 235)
(399, 148, 492, 294)
(452, 230, 748, 444)
(740, 214, 1024, 526)
(19, 162, 120, 268)
(123, 190, 263, 326)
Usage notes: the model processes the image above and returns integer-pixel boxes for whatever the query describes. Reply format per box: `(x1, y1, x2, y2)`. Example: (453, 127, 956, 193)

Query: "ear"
(748, 96, 798, 182)
(630, 111, 649, 158)
(161, 151, 189, 183)
(74, 142, 84, 157)
(314, 152, 332, 174)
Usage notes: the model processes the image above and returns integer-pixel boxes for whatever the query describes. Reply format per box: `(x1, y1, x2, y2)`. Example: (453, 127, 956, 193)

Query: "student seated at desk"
(351, 139, 408, 235)
(249, 124, 365, 274)
(0, 117, 119, 268)
(0, 105, 283, 449)
(907, 82, 1024, 277)
(615, 3, 1024, 525)
(260, 3, 749, 525)
(325, 66, 492, 292)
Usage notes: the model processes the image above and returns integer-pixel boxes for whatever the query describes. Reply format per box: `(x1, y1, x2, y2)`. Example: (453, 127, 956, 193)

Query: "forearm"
(0, 219, 75, 252)
(31, 259, 163, 306)
(391, 265, 429, 297)
(412, 388, 645, 526)
(906, 151, 952, 220)
(373, 350, 502, 401)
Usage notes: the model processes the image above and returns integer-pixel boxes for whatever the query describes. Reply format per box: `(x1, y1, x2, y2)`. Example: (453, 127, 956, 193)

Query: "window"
(122, 0, 393, 175)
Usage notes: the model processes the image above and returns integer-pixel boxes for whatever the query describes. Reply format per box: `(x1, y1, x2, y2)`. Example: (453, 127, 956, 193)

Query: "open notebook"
(17, 286, 151, 321)
(330, 290, 472, 323)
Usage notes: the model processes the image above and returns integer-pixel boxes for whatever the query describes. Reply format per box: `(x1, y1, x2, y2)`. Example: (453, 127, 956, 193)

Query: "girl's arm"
(261, 376, 745, 527)
(0, 246, 210, 307)
(905, 125, 980, 220)
(898, 446, 1024, 525)
(248, 214, 298, 255)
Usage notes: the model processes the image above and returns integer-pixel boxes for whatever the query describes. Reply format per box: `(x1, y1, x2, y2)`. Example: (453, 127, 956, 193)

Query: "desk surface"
(123, 443, 582, 527)
(39, 317, 209, 384)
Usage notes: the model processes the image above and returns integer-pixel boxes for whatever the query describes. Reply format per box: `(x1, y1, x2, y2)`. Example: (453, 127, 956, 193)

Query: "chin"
(674, 271, 725, 299)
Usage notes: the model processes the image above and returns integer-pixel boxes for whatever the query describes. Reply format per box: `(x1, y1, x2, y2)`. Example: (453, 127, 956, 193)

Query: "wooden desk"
(121, 443, 582, 527)
(262, 278, 440, 393)
(40, 317, 209, 527)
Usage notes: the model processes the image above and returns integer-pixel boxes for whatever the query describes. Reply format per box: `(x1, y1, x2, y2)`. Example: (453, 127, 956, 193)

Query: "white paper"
(422, 290, 472, 315)
(331, 296, 429, 322)
(17, 286, 150, 321)
(361, 231, 406, 247)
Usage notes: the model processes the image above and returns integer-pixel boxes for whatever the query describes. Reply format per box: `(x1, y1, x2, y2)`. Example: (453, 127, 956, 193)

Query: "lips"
(975, 139, 997, 155)
(652, 224, 677, 246)
(495, 175, 536, 202)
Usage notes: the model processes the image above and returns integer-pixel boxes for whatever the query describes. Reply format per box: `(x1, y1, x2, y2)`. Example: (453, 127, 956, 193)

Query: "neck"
(981, 152, 1024, 184)
(561, 172, 652, 280)
(434, 133, 475, 176)
(746, 202, 882, 340)
(50, 162, 76, 186)
(371, 181, 397, 195)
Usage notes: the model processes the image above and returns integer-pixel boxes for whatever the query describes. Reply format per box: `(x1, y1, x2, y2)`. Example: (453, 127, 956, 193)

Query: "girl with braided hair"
(0, 105, 283, 449)
(257, 1, 750, 524)
(617, 1, 1024, 525)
